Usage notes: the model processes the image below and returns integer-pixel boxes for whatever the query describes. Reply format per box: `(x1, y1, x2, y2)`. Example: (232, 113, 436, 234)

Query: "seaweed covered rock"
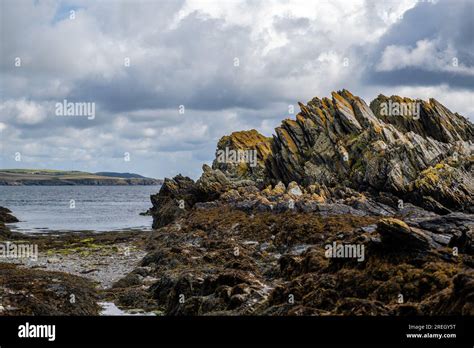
(124, 205, 473, 316)
(421, 271, 474, 315)
(0, 263, 100, 315)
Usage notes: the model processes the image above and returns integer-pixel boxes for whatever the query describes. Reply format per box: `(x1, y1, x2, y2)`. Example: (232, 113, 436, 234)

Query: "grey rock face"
(151, 90, 473, 230)
(265, 90, 474, 213)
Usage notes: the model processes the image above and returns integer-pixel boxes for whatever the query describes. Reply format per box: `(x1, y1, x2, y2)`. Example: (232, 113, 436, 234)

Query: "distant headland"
(0, 169, 162, 186)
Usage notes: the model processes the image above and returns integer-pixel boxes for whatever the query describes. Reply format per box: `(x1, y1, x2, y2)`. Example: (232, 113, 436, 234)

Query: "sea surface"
(0, 185, 161, 233)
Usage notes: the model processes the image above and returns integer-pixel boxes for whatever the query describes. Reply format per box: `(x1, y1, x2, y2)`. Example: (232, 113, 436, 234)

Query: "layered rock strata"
(140, 90, 473, 316)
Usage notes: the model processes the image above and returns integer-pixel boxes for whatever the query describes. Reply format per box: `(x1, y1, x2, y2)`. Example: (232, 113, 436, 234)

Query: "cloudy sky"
(0, 0, 473, 179)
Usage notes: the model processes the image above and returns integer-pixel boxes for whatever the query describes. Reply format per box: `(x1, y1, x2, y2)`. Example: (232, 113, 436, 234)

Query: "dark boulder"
(377, 218, 433, 251)
(0, 207, 19, 223)
(150, 175, 198, 229)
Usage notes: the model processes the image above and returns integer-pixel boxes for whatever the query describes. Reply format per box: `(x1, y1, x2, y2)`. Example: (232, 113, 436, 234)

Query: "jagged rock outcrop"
(212, 129, 272, 184)
(150, 175, 198, 229)
(150, 166, 259, 228)
(151, 90, 473, 228)
(142, 90, 474, 316)
(185, 90, 473, 215)
(370, 95, 474, 143)
(266, 90, 473, 213)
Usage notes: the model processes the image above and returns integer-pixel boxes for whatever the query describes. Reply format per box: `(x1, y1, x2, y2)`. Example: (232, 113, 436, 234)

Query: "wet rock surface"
(0, 225, 149, 315)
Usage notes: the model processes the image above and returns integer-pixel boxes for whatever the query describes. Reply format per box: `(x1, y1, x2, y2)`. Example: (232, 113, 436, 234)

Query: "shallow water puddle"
(99, 302, 156, 316)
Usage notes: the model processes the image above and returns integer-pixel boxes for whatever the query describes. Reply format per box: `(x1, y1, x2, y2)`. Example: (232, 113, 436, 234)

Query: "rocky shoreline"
(113, 206, 473, 315)
(0, 90, 472, 316)
(0, 212, 150, 315)
(130, 90, 473, 315)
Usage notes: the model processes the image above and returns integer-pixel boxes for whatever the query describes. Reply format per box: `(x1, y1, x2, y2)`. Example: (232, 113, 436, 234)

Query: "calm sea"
(0, 185, 161, 233)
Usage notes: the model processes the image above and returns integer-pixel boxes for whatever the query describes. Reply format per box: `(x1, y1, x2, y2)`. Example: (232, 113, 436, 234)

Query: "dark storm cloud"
(366, 0, 474, 88)
(369, 69, 474, 89)
(66, 12, 280, 113)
